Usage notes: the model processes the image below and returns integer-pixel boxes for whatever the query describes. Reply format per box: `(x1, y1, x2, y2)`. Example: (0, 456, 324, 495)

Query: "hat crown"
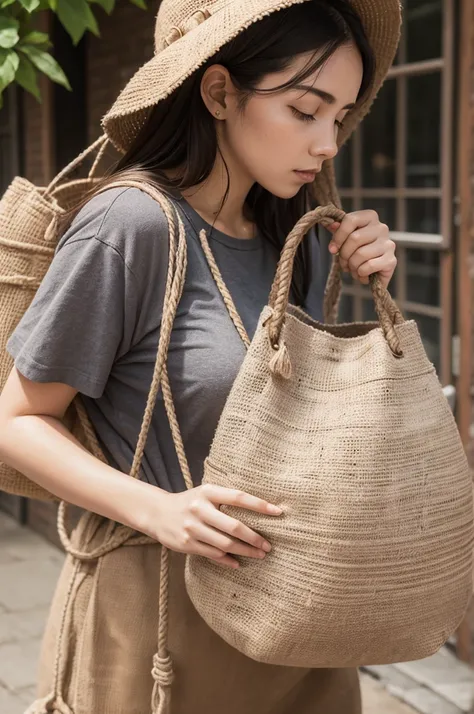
(155, 0, 224, 52)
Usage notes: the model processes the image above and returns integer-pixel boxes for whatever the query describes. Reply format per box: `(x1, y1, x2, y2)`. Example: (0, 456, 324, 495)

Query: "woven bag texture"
(0, 177, 100, 500)
(185, 210, 474, 669)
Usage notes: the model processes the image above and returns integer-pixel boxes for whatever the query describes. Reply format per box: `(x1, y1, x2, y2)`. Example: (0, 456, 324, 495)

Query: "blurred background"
(0, 0, 473, 712)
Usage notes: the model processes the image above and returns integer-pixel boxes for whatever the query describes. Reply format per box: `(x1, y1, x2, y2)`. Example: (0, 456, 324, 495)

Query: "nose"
(309, 125, 338, 162)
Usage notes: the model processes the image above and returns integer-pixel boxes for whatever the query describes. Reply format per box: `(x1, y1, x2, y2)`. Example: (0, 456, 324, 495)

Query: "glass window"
(335, 0, 450, 383)
(361, 80, 397, 188)
(406, 73, 441, 187)
(406, 0, 442, 64)
(361, 198, 397, 230)
(406, 198, 440, 234)
(406, 249, 440, 306)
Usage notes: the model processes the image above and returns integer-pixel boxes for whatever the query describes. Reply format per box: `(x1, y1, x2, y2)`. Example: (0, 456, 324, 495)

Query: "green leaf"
(0, 16, 19, 48)
(0, 48, 19, 90)
(56, 0, 99, 44)
(15, 52, 40, 99)
(89, 0, 115, 14)
(20, 30, 52, 47)
(129, 0, 146, 9)
(19, 45, 71, 89)
(0, 0, 17, 9)
(47, 0, 57, 11)
(18, 0, 41, 11)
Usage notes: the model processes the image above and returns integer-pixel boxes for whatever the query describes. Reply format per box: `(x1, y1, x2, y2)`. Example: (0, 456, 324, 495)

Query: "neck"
(181, 150, 256, 240)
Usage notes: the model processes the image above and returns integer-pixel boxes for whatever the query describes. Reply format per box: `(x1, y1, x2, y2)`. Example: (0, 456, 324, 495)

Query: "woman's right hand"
(151, 484, 283, 569)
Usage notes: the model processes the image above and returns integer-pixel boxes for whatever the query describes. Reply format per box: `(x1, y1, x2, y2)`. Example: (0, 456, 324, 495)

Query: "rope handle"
(58, 180, 191, 557)
(267, 203, 404, 361)
(44, 135, 109, 198)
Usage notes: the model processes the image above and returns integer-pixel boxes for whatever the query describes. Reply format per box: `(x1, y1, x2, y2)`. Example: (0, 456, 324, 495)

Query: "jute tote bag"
(185, 204, 474, 669)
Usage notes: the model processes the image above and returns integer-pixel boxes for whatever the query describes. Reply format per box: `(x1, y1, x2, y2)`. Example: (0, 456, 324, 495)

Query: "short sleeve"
(7, 186, 169, 398)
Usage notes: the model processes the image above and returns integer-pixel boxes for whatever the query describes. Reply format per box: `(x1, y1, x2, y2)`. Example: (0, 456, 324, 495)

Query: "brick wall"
(22, 93, 45, 185)
(86, 0, 159, 143)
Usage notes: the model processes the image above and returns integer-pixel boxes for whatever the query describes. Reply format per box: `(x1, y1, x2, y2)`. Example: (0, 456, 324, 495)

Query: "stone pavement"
(0, 510, 470, 714)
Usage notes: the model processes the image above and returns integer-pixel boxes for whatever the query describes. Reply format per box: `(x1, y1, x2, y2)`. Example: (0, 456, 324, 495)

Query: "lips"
(294, 170, 318, 182)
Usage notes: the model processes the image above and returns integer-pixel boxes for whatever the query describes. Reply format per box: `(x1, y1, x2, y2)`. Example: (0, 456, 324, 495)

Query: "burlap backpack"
(0, 136, 110, 500)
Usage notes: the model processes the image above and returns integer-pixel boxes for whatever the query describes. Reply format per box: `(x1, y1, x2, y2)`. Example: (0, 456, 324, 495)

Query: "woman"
(0, 0, 400, 712)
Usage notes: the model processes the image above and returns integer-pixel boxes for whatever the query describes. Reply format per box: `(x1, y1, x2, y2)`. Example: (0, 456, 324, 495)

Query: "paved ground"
(0, 510, 470, 714)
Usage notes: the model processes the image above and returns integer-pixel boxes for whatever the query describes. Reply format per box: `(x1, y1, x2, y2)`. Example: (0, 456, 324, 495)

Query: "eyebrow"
(293, 85, 356, 111)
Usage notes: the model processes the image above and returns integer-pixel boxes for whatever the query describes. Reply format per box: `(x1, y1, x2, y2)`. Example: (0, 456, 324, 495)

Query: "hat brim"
(102, 0, 401, 155)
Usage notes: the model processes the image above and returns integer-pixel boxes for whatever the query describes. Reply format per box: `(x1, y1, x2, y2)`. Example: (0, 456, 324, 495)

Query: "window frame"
(336, 0, 455, 385)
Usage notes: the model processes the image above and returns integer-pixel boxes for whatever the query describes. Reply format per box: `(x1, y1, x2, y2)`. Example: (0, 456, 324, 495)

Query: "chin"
(259, 182, 303, 200)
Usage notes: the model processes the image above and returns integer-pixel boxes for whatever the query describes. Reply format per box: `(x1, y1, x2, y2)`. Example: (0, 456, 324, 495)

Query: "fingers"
(192, 541, 240, 569)
(202, 503, 272, 552)
(193, 522, 267, 560)
(328, 210, 379, 254)
(340, 237, 393, 274)
(202, 484, 282, 516)
(357, 255, 397, 288)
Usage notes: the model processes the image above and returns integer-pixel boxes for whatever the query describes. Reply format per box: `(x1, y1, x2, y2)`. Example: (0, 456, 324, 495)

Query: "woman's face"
(216, 43, 363, 199)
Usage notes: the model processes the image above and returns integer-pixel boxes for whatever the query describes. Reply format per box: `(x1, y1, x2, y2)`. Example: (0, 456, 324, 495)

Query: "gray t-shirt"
(7, 187, 324, 492)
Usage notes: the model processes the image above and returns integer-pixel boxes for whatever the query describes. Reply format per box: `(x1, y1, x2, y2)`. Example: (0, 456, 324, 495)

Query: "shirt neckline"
(175, 197, 264, 252)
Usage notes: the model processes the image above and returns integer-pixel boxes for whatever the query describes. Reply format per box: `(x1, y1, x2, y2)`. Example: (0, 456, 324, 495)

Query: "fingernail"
(263, 541, 272, 553)
(328, 242, 337, 253)
(258, 550, 266, 559)
(269, 505, 283, 515)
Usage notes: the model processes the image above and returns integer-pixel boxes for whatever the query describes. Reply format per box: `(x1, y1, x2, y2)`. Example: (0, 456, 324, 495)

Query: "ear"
(200, 64, 234, 119)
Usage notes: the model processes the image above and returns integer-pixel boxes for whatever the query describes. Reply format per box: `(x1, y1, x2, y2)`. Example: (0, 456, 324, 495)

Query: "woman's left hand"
(327, 210, 397, 289)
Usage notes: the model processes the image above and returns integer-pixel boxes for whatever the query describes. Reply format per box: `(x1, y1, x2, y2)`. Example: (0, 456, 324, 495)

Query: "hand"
(327, 210, 397, 288)
(151, 484, 282, 569)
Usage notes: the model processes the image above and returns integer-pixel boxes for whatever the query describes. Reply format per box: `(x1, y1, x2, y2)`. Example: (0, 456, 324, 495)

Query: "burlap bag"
(185, 205, 474, 668)
(0, 136, 108, 500)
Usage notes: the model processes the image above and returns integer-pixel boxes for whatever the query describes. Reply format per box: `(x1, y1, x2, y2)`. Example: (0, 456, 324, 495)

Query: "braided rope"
(268, 204, 404, 358)
(198, 229, 251, 348)
(161, 367, 194, 490)
(89, 138, 110, 178)
(51, 181, 190, 714)
(45, 135, 108, 197)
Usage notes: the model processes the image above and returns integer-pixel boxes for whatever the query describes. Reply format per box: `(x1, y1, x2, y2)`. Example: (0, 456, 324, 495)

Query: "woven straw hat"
(102, 0, 401, 155)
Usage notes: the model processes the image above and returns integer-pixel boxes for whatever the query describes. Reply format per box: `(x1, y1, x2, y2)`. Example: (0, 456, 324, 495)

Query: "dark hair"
(96, 0, 375, 304)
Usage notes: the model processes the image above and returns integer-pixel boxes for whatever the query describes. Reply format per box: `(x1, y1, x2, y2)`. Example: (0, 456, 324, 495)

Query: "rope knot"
(269, 340, 292, 379)
(152, 652, 174, 687)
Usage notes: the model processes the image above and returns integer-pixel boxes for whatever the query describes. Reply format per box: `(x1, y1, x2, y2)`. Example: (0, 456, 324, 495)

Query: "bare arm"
(0, 367, 166, 534)
(0, 368, 282, 568)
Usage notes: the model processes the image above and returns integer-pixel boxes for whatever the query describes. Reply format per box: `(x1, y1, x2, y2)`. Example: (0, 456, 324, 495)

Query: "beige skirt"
(26, 512, 361, 714)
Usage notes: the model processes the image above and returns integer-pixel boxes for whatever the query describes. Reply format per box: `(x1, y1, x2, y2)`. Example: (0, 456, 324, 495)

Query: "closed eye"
(291, 107, 314, 123)
(291, 107, 345, 130)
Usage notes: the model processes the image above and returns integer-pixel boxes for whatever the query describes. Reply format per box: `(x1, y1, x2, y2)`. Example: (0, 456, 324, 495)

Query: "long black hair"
(94, 0, 375, 304)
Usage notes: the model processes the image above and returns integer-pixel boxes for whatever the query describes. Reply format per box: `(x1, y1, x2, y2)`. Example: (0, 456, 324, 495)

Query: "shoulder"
(58, 186, 172, 276)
